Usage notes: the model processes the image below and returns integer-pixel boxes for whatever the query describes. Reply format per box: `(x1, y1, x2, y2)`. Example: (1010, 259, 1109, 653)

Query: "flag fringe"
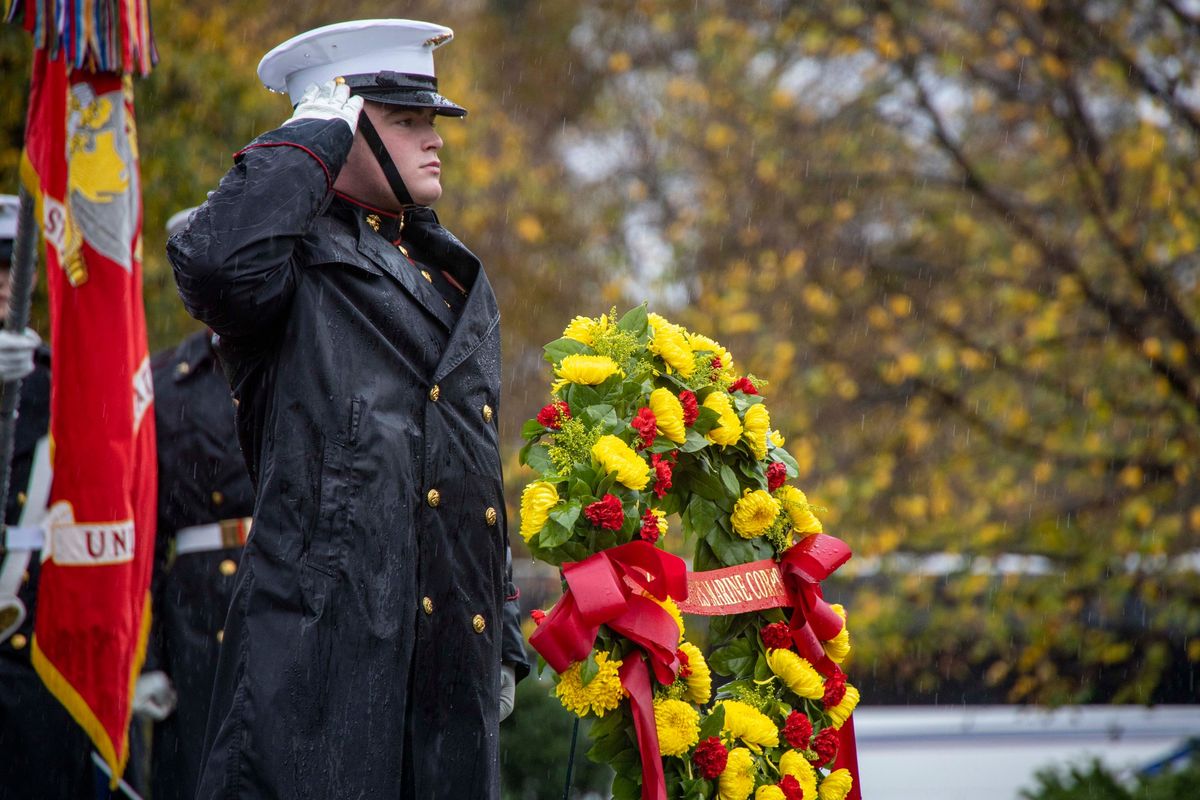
(4, 0, 157, 76)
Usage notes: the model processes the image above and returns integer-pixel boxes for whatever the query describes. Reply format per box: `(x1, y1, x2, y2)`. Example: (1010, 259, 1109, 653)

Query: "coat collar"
(329, 195, 457, 331)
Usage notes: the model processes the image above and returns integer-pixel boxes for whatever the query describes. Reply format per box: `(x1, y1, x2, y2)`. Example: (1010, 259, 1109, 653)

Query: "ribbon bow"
(780, 533, 862, 800)
(530, 540, 688, 800)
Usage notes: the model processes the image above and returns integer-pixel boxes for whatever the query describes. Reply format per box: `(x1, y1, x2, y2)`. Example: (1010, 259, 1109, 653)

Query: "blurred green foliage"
(1020, 744, 1200, 800)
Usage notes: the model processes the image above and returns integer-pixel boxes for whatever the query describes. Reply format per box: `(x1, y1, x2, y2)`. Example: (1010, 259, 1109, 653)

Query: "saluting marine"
(167, 19, 528, 799)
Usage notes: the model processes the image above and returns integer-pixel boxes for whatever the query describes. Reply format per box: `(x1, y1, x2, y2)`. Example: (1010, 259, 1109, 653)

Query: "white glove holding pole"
(132, 670, 178, 721)
(284, 80, 363, 134)
(499, 664, 516, 722)
(0, 328, 40, 382)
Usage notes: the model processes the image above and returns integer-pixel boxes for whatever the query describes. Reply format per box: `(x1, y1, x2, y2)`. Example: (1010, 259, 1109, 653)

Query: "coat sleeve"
(166, 119, 354, 340)
(501, 543, 531, 683)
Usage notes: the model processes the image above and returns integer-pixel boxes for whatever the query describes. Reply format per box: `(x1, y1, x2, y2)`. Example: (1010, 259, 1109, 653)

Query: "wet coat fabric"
(168, 117, 526, 800)
(146, 330, 255, 800)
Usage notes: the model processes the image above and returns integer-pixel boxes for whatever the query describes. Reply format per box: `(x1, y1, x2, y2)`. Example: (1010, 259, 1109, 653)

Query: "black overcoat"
(168, 118, 522, 800)
(147, 330, 255, 800)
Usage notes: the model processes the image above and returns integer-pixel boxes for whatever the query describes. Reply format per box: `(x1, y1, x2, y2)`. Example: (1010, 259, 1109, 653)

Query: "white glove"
(0, 328, 39, 382)
(132, 670, 177, 721)
(499, 664, 516, 722)
(284, 81, 364, 134)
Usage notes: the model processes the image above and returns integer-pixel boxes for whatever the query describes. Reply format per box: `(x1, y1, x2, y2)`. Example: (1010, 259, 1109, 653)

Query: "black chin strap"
(357, 111, 415, 209)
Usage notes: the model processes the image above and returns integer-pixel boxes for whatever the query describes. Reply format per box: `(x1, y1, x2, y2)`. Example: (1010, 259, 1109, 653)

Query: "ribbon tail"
(619, 655, 667, 800)
(833, 714, 862, 800)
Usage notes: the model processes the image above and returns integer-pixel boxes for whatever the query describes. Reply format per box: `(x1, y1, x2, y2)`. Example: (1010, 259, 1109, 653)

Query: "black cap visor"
(344, 72, 467, 117)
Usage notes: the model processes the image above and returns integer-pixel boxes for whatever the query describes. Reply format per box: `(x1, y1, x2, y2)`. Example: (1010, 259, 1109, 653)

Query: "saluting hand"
(0, 328, 39, 382)
(285, 80, 364, 134)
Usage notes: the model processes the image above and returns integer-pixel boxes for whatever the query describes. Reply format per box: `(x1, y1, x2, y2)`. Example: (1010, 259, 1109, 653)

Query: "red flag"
(19, 48, 157, 783)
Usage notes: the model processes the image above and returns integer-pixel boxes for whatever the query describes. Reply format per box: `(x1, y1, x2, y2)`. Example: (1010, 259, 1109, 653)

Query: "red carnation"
(710, 356, 723, 381)
(761, 622, 793, 651)
(640, 508, 664, 543)
(692, 736, 728, 780)
(676, 648, 692, 679)
(650, 452, 674, 499)
(537, 401, 571, 429)
(778, 775, 806, 800)
(584, 494, 625, 530)
(631, 407, 657, 450)
(530, 609, 546, 626)
(822, 670, 847, 709)
(766, 461, 788, 492)
(679, 390, 700, 426)
(781, 710, 813, 749)
(730, 377, 758, 395)
(809, 727, 839, 766)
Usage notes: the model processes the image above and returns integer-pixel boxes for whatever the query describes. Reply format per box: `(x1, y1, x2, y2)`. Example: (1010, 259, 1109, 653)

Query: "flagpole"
(0, 185, 39, 544)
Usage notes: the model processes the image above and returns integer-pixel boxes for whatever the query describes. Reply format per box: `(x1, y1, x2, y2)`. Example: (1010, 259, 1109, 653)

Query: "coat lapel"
(404, 214, 500, 383)
(353, 215, 456, 331)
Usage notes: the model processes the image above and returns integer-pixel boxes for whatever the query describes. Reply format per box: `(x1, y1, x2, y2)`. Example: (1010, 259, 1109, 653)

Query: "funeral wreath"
(520, 306, 861, 800)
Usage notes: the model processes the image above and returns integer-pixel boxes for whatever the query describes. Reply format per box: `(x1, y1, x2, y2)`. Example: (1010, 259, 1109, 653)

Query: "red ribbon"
(779, 533, 861, 800)
(530, 540, 688, 800)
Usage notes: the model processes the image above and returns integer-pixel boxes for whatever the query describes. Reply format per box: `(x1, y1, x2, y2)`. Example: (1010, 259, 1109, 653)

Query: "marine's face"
(335, 102, 443, 210)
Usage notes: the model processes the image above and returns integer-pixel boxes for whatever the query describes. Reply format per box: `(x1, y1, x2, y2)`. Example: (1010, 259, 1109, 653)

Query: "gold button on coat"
(426, 489, 441, 508)
(216, 629, 225, 643)
(10, 634, 27, 650)
(219, 559, 238, 576)
(428, 384, 440, 402)
(175, 362, 190, 377)
(485, 507, 498, 526)
(422, 597, 434, 615)
(212, 491, 224, 505)
(472, 614, 486, 634)
(482, 404, 494, 423)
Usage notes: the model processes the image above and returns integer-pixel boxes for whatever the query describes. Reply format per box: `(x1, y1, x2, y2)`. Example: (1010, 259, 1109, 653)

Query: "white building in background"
(854, 705, 1200, 800)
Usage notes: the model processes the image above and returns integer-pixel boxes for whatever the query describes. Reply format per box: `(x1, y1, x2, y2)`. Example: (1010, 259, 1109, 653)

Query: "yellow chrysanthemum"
(649, 388, 687, 444)
(779, 750, 818, 797)
(718, 747, 755, 800)
(718, 700, 780, 748)
(555, 354, 622, 386)
(755, 788, 786, 800)
(776, 485, 823, 534)
(731, 489, 781, 540)
(562, 315, 598, 345)
(519, 481, 559, 542)
(828, 684, 860, 730)
(823, 604, 851, 664)
(555, 651, 625, 717)
(654, 697, 700, 757)
(678, 641, 712, 705)
(687, 331, 734, 374)
(767, 648, 824, 700)
(648, 318, 695, 377)
(592, 435, 651, 490)
(770, 430, 785, 447)
(818, 769, 854, 800)
(704, 392, 743, 446)
(742, 403, 771, 460)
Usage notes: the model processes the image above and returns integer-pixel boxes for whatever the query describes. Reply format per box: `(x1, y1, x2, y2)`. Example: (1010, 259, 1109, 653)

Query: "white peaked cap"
(258, 19, 456, 106)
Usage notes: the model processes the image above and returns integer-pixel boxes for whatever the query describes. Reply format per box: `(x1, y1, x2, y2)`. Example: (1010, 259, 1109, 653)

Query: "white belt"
(2, 524, 44, 550)
(176, 517, 253, 555)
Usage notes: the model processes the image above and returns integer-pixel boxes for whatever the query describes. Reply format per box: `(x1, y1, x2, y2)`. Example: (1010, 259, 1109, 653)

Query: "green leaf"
(543, 336, 589, 364)
(520, 419, 546, 439)
(582, 403, 620, 431)
(549, 499, 582, 531)
(617, 303, 649, 335)
(611, 773, 640, 800)
(708, 638, 756, 677)
(579, 650, 600, 687)
(753, 652, 772, 681)
(706, 525, 757, 565)
(524, 444, 553, 475)
(685, 464, 726, 502)
(680, 428, 711, 453)
(539, 517, 574, 548)
(719, 464, 741, 498)
(564, 383, 604, 412)
(690, 406, 722, 435)
(688, 497, 722, 540)
(772, 446, 800, 477)
(698, 704, 726, 740)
